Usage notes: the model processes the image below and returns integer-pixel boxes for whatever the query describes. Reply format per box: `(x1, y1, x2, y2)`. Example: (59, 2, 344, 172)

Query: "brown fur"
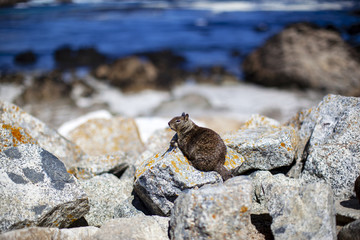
(168, 112, 232, 181)
(355, 175, 360, 204)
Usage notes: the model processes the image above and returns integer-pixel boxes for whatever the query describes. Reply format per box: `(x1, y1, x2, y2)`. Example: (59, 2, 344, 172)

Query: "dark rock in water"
(0, 144, 89, 233)
(0, 0, 28, 8)
(346, 23, 360, 36)
(14, 50, 37, 65)
(243, 22, 360, 96)
(190, 65, 239, 85)
(54, 45, 107, 69)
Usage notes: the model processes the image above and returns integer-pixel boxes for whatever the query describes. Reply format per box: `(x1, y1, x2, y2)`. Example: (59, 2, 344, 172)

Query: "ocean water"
(0, 0, 359, 75)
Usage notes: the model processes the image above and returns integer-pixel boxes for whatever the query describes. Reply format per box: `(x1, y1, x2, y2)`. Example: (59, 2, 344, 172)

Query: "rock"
(0, 72, 24, 84)
(92, 215, 170, 240)
(0, 226, 99, 240)
(242, 22, 360, 96)
(67, 116, 145, 156)
(0, 0, 28, 8)
(54, 45, 107, 69)
(134, 146, 243, 216)
(79, 171, 138, 227)
(14, 50, 37, 65)
(94, 56, 158, 92)
(338, 219, 360, 240)
(265, 179, 336, 240)
(335, 198, 360, 225)
(0, 144, 89, 233)
(300, 94, 360, 200)
(14, 70, 73, 105)
(68, 153, 130, 179)
(170, 176, 253, 240)
(0, 101, 84, 168)
(190, 66, 239, 85)
(224, 115, 298, 174)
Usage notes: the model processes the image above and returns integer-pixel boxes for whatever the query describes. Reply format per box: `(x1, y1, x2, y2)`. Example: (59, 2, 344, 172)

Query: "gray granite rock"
(68, 153, 130, 179)
(224, 115, 298, 174)
(0, 226, 99, 240)
(170, 176, 252, 240)
(134, 146, 243, 216)
(265, 180, 336, 240)
(300, 94, 360, 200)
(79, 171, 139, 227)
(338, 219, 360, 240)
(92, 216, 170, 240)
(0, 144, 89, 233)
(0, 101, 84, 168)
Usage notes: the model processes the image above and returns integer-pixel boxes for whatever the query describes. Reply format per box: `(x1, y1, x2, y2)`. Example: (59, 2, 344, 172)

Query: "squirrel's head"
(168, 112, 192, 133)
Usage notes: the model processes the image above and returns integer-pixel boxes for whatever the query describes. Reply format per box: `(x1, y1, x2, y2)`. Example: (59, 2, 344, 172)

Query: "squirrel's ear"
(181, 112, 186, 117)
(185, 113, 189, 121)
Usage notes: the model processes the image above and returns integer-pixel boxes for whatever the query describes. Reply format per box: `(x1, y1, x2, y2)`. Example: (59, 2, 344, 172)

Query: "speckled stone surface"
(170, 176, 253, 240)
(300, 94, 360, 200)
(224, 115, 298, 174)
(134, 146, 244, 216)
(67, 117, 145, 156)
(0, 144, 89, 233)
(0, 101, 84, 168)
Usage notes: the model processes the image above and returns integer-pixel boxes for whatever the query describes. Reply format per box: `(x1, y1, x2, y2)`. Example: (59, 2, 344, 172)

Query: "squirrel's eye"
(176, 120, 181, 123)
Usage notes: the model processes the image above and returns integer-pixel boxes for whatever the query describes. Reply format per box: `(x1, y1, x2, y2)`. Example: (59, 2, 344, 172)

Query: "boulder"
(14, 50, 37, 65)
(92, 215, 170, 240)
(224, 115, 298, 174)
(264, 177, 336, 240)
(0, 144, 89, 233)
(134, 147, 244, 216)
(54, 45, 107, 69)
(170, 176, 253, 240)
(338, 219, 360, 240)
(0, 226, 98, 240)
(243, 22, 360, 96)
(67, 117, 145, 156)
(94, 56, 158, 92)
(68, 153, 130, 180)
(79, 170, 140, 227)
(0, 101, 84, 168)
(300, 94, 360, 200)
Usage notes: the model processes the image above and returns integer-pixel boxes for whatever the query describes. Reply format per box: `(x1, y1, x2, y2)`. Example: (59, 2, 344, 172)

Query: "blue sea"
(0, 0, 359, 76)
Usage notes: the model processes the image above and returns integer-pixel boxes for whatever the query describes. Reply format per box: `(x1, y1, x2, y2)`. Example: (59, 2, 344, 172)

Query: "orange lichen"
(1, 124, 37, 149)
(280, 142, 286, 148)
(240, 206, 248, 213)
(171, 160, 180, 173)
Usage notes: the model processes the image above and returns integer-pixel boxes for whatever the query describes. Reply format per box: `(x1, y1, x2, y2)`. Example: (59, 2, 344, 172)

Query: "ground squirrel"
(168, 112, 232, 181)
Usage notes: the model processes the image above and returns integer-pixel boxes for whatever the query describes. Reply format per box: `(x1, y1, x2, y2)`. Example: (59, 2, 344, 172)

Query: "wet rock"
(170, 176, 252, 240)
(92, 215, 170, 240)
(338, 219, 360, 240)
(243, 22, 360, 96)
(94, 56, 158, 92)
(79, 171, 139, 227)
(0, 101, 84, 168)
(0, 226, 98, 240)
(224, 115, 298, 174)
(14, 50, 37, 65)
(134, 147, 243, 216)
(0, 144, 89, 233)
(67, 116, 145, 156)
(300, 94, 360, 200)
(265, 177, 336, 240)
(190, 66, 239, 85)
(54, 45, 107, 69)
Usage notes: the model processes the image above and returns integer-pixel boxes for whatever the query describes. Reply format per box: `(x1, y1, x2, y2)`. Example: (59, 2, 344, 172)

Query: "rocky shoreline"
(1, 93, 360, 240)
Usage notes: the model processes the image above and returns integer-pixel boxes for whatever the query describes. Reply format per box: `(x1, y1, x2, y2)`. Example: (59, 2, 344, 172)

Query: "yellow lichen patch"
(171, 160, 181, 174)
(212, 214, 216, 219)
(240, 206, 248, 213)
(280, 142, 286, 148)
